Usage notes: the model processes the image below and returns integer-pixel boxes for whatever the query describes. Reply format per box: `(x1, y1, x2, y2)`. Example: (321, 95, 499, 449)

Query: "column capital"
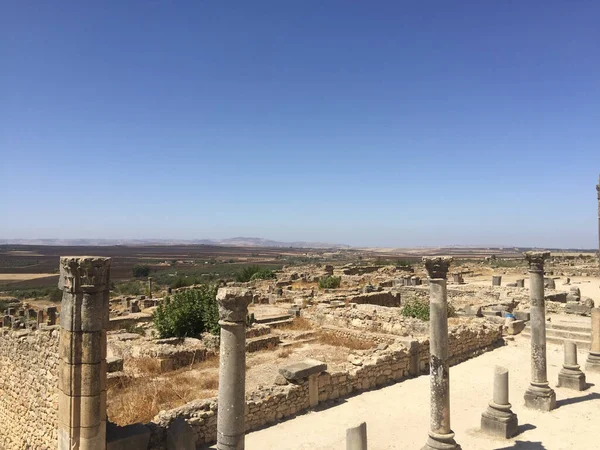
(422, 256, 453, 279)
(217, 287, 252, 323)
(59, 256, 111, 293)
(523, 251, 550, 273)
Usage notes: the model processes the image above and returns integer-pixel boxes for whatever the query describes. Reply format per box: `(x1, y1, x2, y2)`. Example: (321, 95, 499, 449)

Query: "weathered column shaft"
(493, 367, 509, 406)
(421, 257, 460, 450)
(346, 422, 367, 450)
(429, 277, 450, 435)
(564, 340, 578, 366)
(529, 264, 547, 384)
(523, 251, 555, 411)
(216, 288, 252, 450)
(57, 256, 110, 450)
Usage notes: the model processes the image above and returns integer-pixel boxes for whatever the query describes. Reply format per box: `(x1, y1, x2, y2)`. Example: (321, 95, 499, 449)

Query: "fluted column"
(216, 288, 252, 450)
(421, 257, 461, 450)
(58, 256, 110, 450)
(523, 251, 556, 411)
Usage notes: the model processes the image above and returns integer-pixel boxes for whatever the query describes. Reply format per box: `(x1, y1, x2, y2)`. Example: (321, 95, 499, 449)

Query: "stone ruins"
(0, 177, 599, 449)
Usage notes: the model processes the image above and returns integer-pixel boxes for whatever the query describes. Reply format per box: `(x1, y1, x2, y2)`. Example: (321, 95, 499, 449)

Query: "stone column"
(585, 308, 600, 373)
(523, 251, 556, 411)
(346, 422, 367, 450)
(558, 340, 586, 390)
(480, 366, 518, 438)
(492, 276, 502, 286)
(46, 306, 58, 325)
(58, 256, 110, 450)
(147, 277, 153, 299)
(421, 257, 461, 450)
(216, 287, 252, 450)
(516, 279, 525, 288)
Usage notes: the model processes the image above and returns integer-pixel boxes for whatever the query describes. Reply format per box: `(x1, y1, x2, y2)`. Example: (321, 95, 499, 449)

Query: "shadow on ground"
(513, 423, 536, 437)
(495, 440, 546, 450)
(556, 391, 600, 408)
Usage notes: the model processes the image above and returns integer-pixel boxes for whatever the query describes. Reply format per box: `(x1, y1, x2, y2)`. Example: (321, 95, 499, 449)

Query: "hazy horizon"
(2, 3, 600, 249)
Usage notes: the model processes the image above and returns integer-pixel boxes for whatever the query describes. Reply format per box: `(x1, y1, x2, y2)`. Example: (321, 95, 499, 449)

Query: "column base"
(557, 367, 586, 391)
(524, 383, 556, 411)
(421, 431, 461, 450)
(480, 402, 518, 439)
(585, 352, 600, 373)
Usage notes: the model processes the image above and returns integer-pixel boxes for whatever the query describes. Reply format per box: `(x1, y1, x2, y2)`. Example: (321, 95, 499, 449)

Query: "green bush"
(152, 285, 219, 338)
(318, 275, 341, 289)
(401, 299, 456, 321)
(132, 264, 151, 278)
(401, 299, 430, 321)
(236, 265, 275, 282)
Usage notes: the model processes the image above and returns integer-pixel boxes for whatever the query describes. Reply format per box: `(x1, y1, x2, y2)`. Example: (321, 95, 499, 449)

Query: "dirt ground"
(240, 333, 599, 450)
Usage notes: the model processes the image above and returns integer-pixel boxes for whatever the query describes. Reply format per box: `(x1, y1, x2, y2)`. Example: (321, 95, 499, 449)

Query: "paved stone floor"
(242, 334, 599, 450)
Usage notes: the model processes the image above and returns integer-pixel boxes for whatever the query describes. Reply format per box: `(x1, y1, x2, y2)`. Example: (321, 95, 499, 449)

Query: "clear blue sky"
(1, 1, 599, 248)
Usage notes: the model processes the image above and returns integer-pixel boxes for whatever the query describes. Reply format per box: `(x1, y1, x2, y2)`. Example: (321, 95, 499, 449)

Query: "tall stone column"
(523, 251, 556, 411)
(216, 287, 252, 450)
(421, 257, 461, 450)
(58, 256, 110, 450)
(147, 277, 153, 299)
(586, 308, 600, 372)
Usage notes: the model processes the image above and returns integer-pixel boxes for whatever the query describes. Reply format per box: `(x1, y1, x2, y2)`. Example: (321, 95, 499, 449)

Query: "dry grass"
(108, 355, 221, 425)
(317, 331, 375, 350)
(277, 316, 314, 331)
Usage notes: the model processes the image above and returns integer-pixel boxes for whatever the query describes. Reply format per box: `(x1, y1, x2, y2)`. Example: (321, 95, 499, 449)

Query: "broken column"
(421, 256, 461, 450)
(216, 287, 252, 450)
(58, 256, 110, 450)
(480, 366, 518, 438)
(147, 277, 153, 299)
(492, 276, 502, 286)
(516, 279, 525, 288)
(37, 310, 45, 328)
(557, 340, 586, 390)
(346, 422, 367, 450)
(586, 308, 600, 373)
(523, 251, 556, 411)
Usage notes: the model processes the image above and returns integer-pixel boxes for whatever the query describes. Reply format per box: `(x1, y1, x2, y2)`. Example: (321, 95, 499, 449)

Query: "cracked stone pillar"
(480, 366, 518, 438)
(558, 340, 586, 390)
(585, 308, 600, 373)
(58, 256, 110, 450)
(216, 287, 252, 450)
(523, 251, 556, 411)
(346, 422, 367, 450)
(421, 257, 461, 450)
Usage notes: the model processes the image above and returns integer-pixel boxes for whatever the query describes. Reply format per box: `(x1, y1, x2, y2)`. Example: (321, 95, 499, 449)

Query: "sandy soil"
(241, 335, 599, 450)
(0, 273, 56, 282)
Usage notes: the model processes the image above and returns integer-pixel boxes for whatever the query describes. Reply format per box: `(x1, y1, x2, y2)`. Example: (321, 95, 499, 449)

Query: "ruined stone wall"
(305, 304, 429, 336)
(347, 291, 401, 307)
(0, 327, 59, 450)
(148, 321, 502, 447)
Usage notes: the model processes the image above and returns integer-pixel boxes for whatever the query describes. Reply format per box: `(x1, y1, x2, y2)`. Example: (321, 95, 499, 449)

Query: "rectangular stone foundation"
(524, 388, 556, 411)
(481, 412, 518, 439)
(557, 371, 586, 391)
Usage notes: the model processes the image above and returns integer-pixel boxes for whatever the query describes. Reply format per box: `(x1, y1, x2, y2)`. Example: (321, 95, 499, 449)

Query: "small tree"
(318, 275, 341, 289)
(235, 265, 275, 282)
(401, 299, 456, 321)
(132, 264, 151, 278)
(152, 285, 219, 338)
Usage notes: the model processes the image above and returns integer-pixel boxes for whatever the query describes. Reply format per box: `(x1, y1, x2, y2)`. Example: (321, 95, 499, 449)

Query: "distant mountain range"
(0, 237, 349, 249)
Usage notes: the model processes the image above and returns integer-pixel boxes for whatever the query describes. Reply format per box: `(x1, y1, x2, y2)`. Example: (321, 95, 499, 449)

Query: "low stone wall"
(0, 327, 59, 450)
(305, 303, 429, 337)
(148, 320, 502, 447)
(347, 291, 401, 307)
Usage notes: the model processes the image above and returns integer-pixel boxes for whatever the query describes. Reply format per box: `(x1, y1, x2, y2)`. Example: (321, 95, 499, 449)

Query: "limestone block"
(60, 292, 110, 332)
(58, 360, 106, 396)
(58, 422, 106, 450)
(279, 360, 327, 381)
(58, 391, 107, 428)
(167, 417, 196, 450)
(505, 320, 525, 335)
(59, 329, 106, 364)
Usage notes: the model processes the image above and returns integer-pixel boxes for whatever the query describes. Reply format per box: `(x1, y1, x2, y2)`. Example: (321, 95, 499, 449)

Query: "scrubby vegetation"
(132, 264, 151, 278)
(318, 275, 341, 289)
(153, 285, 219, 338)
(1, 286, 62, 302)
(401, 299, 456, 321)
(235, 265, 276, 282)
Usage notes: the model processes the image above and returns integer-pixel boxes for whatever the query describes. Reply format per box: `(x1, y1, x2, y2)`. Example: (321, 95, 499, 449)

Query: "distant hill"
(0, 237, 349, 249)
